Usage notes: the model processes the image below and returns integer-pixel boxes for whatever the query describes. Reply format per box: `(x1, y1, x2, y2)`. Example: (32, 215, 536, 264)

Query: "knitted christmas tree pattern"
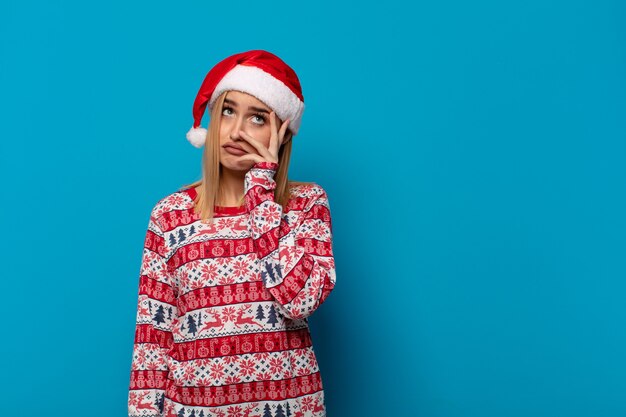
(128, 161, 336, 417)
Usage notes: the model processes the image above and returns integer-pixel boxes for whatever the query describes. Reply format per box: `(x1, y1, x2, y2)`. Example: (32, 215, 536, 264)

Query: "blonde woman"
(128, 50, 337, 417)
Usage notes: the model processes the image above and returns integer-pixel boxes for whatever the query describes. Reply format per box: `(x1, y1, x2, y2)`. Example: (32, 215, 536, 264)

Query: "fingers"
(236, 112, 291, 165)
(236, 153, 264, 165)
(269, 111, 278, 150)
(271, 111, 290, 148)
(235, 138, 258, 155)
(270, 109, 276, 134)
(279, 116, 290, 145)
(238, 130, 270, 158)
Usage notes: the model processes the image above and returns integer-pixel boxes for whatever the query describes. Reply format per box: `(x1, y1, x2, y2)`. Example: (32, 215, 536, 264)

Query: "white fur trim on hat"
(207, 64, 305, 136)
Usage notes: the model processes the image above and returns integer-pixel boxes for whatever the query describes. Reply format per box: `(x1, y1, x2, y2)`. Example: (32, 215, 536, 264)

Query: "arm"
(128, 207, 177, 417)
(244, 161, 337, 320)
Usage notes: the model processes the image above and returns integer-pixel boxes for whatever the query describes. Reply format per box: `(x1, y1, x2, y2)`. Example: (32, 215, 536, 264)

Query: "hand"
(236, 111, 290, 165)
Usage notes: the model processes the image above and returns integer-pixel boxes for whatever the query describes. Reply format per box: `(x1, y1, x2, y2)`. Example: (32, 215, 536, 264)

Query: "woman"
(128, 50, 337, 417)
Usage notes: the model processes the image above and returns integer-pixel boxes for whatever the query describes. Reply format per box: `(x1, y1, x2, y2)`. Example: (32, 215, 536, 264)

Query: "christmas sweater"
(128, 161, 336, 417)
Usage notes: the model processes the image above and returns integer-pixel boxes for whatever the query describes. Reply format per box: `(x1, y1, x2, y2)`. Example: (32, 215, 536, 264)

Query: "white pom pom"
(186, 126, 208, 148)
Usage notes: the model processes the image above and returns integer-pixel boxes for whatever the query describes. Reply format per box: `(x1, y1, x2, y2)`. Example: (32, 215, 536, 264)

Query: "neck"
(217, 165, 246, 206)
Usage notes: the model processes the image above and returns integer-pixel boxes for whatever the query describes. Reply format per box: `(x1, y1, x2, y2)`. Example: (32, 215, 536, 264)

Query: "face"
(218, 90, 285, 171)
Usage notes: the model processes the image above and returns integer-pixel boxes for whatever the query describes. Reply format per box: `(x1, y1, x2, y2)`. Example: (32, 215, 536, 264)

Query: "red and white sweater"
(128, 161, 336, 417)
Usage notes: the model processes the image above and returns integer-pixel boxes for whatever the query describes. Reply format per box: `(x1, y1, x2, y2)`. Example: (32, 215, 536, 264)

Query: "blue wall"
(1, 1, 624, 416)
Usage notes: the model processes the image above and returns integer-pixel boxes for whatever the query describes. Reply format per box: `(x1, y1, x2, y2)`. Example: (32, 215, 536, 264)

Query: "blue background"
(1, 0, 625, 416)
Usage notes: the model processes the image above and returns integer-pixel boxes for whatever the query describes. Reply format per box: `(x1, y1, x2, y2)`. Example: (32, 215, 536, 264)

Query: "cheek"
(259, 127, 272, 147)
(219, 118, 229, 134)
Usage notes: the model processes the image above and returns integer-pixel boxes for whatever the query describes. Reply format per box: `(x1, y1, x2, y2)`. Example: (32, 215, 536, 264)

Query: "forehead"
(224, 90, 270, 109)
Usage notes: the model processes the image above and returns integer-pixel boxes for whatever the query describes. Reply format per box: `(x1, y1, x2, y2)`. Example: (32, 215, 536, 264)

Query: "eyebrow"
(223, 98, 270, 114)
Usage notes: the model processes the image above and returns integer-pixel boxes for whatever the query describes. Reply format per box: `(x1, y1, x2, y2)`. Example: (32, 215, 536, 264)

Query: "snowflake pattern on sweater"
(128, 161, 336, 417)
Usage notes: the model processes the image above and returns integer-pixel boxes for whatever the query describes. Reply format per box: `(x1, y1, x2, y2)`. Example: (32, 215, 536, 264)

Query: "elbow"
(278, 267, 336, 321)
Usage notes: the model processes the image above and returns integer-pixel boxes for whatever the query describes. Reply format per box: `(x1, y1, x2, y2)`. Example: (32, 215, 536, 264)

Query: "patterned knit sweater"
(128, 161, 336, 417)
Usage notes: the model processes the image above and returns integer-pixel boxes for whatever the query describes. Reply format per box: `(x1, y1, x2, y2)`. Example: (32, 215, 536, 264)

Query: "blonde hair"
(180, 91, 311, 224)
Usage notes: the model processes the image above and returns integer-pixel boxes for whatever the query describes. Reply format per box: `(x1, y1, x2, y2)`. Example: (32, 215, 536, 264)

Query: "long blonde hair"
(180, 91, 311, 224)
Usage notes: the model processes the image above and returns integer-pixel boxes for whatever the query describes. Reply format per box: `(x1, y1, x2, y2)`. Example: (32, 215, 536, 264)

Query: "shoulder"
(289, 181, 327, 199)
(288, 178, 327, 196)
(149, 188, 195, 228)
(288, 181, 330, 212)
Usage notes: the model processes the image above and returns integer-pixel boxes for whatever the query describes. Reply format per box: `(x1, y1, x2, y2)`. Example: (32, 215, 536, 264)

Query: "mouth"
(223, 143, 247, 155)
(223, 143, 245, 151)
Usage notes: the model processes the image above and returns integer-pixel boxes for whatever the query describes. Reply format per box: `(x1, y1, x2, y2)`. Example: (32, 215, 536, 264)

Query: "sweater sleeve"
(244, 161, 337, 320)
(128, 207, 177, 417)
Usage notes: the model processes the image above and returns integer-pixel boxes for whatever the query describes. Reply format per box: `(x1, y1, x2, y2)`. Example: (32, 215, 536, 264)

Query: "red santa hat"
(186, 49, 305, 148)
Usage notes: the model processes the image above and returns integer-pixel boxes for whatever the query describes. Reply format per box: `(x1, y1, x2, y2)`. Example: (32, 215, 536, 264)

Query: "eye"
(222, 106, 266, 126)
(252, 113, 266, 125)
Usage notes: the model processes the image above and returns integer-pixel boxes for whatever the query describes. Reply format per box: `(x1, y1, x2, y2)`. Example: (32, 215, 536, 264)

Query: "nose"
(229, 114, 245, 141)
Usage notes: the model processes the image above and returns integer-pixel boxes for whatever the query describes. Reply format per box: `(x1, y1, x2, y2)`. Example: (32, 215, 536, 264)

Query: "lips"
(223, 143, 245, 151)
(223, 143, 248, 156)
